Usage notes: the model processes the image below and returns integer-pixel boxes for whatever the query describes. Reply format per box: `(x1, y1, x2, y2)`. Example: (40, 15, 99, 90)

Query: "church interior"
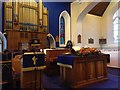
(0, 0, 120, 89)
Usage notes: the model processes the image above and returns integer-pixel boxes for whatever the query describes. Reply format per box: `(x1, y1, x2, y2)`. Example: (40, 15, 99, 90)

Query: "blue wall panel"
(43, 2, 70, 39)
(0, 2, 3, 32)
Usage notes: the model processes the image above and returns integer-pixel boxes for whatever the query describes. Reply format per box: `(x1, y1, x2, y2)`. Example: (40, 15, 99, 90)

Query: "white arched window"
(59, 10, 70, 47)
(113, 8, 120, 43)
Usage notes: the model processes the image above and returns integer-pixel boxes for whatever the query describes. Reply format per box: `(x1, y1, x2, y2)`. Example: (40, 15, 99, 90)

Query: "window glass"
(113, 8, 120, 43)
(60, 16, 65, 45)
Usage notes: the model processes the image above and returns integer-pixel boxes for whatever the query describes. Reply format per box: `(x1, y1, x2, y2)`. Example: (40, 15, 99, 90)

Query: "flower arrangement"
(77, 47, 101, 56)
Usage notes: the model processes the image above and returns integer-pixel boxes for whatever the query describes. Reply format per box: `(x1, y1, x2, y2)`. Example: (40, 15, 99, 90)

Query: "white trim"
(107, 65, 120, 69)
(0, 32, 7, 51)
(22, 66, 46, 72)
(57, 62, 72, 69)
(47, 33, 56, 48)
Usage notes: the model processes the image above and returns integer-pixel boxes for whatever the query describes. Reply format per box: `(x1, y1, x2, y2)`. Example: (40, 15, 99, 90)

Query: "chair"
(12, 54, 22, 88)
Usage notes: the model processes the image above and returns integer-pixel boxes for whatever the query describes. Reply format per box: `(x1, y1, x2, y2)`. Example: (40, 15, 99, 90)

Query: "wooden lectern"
(21, 52, 46, 89)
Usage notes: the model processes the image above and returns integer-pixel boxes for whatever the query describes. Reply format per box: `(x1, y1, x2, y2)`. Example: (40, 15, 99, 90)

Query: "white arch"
(0, 32, 7, 51)
(76, 2, 100, 46)
(47, 33, 56, 48)
(59, 10, 71, 47)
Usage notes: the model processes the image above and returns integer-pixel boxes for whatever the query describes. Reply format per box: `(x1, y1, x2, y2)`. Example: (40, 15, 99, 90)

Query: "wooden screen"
(4, 2, 13, 30)
(19, 2, 38, 31)
(4, 1, 48, 50)
(4, 1, 48, 32)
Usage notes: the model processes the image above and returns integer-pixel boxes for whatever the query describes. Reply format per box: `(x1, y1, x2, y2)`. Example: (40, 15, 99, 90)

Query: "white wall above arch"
(71, 1, 120, 48)
(59, 10, 71, 47)
(76, 2, 99, 47)
(71, 0, 104, 47)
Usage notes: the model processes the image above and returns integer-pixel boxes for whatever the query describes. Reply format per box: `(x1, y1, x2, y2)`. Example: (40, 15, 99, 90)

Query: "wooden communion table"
(57, 54, 108, 88)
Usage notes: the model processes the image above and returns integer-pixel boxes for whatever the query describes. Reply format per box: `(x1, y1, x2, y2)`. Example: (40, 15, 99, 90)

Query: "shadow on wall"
(0, 32, 7, 51)
(47, 33, 56, 49)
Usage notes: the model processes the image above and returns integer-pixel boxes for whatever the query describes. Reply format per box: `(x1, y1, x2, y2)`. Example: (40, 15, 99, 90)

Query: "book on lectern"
(23, 52, 45, 68)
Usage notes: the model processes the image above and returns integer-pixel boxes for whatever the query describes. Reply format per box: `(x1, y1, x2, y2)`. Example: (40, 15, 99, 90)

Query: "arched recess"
(77, 34, 81, 43)
(46, 33, 56, 49)
(0, 32, 7, 51)
(76, 1, 99, 46)
(59, 10, 70, 47)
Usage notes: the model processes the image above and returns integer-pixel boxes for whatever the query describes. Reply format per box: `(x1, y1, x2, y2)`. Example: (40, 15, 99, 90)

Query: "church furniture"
(0, 59, 12, 89)
(11, 52, 46, 89)
(21, 52, 46, 89)
(12, 54, 22, 88)
(4, 1, 48, 51)
(6, 30, 48, 51)
(45, 49, 69, 76)
(0, 51, 12, 88)
(21, 66, 46, 89)
(57, 54, 108, 88)
(102, 50, 119, 68)
(104, 54, 110, 63)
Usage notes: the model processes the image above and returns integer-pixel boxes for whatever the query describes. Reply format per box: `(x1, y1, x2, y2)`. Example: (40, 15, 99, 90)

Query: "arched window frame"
(59, 10, 70, 47)
(113, 8, 120, 44)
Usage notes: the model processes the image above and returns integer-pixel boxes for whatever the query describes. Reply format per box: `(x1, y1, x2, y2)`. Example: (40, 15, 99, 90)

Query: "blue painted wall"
(43, 2, 70, 39)
(0, 2, 3, 32)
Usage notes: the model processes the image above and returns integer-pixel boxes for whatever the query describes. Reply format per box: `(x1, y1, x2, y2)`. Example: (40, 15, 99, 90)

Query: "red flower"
(79, 47, 101, 56)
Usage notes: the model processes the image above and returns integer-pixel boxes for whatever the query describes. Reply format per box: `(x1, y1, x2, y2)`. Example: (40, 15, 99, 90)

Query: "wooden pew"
(0, 51, 12, 89)
(0, 60, 12, 88)
(45, 49, 69, 76)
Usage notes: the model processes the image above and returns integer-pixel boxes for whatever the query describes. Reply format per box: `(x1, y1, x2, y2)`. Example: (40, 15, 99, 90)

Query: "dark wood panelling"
(45, 49, 69, 76)
(60, 54, 108, 88)
(6, 30, 48, 51)
(88, 1, 111, 16)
